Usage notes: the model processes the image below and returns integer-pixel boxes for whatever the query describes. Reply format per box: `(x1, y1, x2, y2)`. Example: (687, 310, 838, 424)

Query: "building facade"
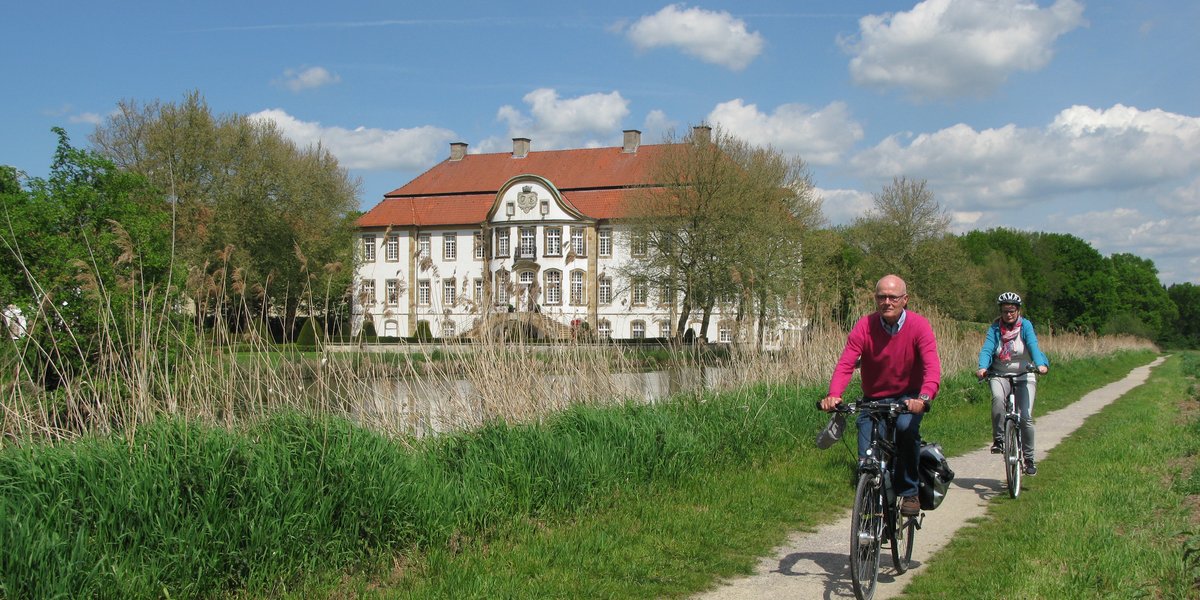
(353, 127, 745, 343)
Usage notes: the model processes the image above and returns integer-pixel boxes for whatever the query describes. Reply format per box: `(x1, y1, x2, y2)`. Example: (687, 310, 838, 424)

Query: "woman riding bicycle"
(975, 292, 1050, 475)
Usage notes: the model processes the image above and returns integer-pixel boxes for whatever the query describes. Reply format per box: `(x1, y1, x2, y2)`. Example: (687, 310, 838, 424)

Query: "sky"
(3, 0, 1198, 285)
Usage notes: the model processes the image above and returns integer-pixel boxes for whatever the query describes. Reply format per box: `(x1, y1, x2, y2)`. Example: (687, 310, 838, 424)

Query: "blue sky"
(4, 1, 1198, 285)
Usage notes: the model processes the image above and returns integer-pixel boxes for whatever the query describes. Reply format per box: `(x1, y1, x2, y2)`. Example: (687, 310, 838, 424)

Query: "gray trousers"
(990, 377, 1036, 463)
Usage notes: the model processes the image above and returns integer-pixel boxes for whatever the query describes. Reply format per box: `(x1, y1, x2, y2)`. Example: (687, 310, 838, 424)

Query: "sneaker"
(900, 495, 921, 516)
(1025, 461, 1037, 476)
(990, 441, 1003, 454)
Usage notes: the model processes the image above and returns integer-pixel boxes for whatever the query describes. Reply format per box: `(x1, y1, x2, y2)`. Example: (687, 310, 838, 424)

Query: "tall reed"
(0, 247, 1158, 446)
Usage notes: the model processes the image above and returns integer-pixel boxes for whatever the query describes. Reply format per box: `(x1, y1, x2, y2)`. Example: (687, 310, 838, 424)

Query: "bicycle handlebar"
(981, 362, 1042, 380)
(816, 399, 915, 415)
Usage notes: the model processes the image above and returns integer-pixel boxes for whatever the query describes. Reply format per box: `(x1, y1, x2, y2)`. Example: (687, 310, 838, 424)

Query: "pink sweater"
(828, 311, 942, 401)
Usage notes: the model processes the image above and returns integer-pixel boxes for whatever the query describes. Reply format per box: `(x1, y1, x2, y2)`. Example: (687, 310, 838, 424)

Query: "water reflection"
(356, 366, 730, 437)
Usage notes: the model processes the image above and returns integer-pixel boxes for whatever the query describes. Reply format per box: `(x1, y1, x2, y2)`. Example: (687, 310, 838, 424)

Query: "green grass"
(0, 350, 1164, 598)
(330, 350, 1161, 598)
(897, 351, 1198, 599)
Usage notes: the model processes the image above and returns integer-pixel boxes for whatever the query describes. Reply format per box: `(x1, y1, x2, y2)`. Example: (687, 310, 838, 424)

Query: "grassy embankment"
(0, 347, 1164, 598)
(896, 351, 1200, 599)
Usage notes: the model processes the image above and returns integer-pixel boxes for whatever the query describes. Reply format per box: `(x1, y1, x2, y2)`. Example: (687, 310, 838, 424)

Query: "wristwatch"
(918, 394, 931, 411)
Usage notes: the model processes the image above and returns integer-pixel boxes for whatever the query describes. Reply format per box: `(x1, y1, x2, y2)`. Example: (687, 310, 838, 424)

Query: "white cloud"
(625, 4, 764, 71)
(841, 0, 1085, 99)
(276, 66, 341, 92)
(707, 99, 864, 165)
(1055, 207, 1200, 283)
(641, 110, 677, 143)
(68, 112, 103, 125)
(851, 104, 1200, 211)
(492, 88, 631, 150)
(248, 109, 457, 170)
(815, 187, 873, 226)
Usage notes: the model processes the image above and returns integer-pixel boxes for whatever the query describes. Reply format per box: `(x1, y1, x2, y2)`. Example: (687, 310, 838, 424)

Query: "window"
(360, 279, 376, 305)
(418, 234, 430, 258)
(473, 278, 484, 303)
(658, 320, 671, 338)
(570, 270, 585, 305)
(385, 279, 400, 305)
(418, 280, 430, 306)
(385, 235, 400, 262)
(443, 233, 457, 261)
(362, 235, 376, 262)
(631, 278, 648, 305)
(443, 279, 456, 306)
(496, 227, 511, 257)
(545, 227, 562, 256)
(544, 270, 561, 305)
(519, 227, 536, 258)
(631, 320, 645, 339)
(442, 320, 456, 338)
(474, 232, 485, 260)
(719, 326, 732, 344)
(598, 276, 612, 305)
(630, 232, 648, 257)
(519, 270, 535, 302)
(494, 270, 510, 304)
(598, 229, 612, 257)
(659, 285, 674, 307)
(570, 227, 586, 256)
(597, 319, 611, 340)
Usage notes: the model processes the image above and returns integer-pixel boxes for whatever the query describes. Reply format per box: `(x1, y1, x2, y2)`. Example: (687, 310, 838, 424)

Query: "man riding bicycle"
(976, 292, 1049, 475)
(820, 275, 943, 517)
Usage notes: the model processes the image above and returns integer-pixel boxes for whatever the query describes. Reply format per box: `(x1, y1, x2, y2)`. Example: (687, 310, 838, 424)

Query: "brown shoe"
(900, 495, 921, 516)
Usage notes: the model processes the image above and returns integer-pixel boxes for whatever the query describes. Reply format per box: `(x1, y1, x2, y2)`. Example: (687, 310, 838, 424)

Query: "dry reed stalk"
(0, 254, 1161, 445)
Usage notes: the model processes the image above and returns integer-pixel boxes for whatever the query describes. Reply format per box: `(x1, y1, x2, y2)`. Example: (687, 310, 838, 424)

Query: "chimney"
(622, 129, 641, 153)
(692, 125, 712, 144)
(449, 142, 468, 161)
(512, 137, 530, 158)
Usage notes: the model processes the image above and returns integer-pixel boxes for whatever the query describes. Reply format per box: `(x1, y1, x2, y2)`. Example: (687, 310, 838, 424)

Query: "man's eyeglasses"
(874, 293, 906, 303)
(1000, 308, 1020, 315)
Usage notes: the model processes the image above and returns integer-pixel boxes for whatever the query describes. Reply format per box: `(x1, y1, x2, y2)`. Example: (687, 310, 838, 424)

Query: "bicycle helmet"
(997, 292, 1022, 306)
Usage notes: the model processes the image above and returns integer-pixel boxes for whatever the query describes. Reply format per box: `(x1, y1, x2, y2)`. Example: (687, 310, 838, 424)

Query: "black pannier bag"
(918, 441, 955, 510)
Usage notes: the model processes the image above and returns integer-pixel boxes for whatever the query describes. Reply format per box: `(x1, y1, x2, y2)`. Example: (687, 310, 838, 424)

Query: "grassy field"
(324, 350, 1163, 599)
(896, 351, 1200, 599)
(0, 349, 1171, 598)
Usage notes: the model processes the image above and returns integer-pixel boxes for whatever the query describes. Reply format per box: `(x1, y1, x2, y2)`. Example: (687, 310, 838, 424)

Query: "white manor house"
(353, 127, 794, 344)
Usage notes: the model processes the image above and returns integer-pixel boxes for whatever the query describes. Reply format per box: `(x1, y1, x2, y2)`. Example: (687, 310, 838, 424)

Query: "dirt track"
(694, 357, 1164, 599)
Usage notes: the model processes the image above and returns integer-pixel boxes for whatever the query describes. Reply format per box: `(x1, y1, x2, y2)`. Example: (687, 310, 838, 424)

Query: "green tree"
(846, 176, 982, 319)
(90, 91, 361, 340)
(1027, 232, 1117, 331)
(0, 129, 177, 387)
(624, 125, 822, 343)
(1106, 253, 1176, 341)
(1165, 283, 1200, 348)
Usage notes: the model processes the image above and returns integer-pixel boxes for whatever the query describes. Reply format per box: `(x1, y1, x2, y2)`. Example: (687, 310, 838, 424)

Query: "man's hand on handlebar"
(819, 396, 843, 412)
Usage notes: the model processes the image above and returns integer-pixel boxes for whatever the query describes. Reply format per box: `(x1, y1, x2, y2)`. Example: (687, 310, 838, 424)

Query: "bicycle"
(826, 400, 922, 600)
(983, 363, 1039, 499)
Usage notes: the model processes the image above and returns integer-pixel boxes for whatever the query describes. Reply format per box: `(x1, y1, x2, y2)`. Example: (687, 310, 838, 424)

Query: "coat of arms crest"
(517, 185, 537, 213)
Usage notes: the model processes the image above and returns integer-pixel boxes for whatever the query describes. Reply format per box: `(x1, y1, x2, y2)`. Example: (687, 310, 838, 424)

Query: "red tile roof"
(357, 143, 675, 228)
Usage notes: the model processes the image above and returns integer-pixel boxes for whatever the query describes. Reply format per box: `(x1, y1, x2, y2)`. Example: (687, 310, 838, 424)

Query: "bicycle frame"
(985, 365, 1038, 498)
(833, 399, 921, 600)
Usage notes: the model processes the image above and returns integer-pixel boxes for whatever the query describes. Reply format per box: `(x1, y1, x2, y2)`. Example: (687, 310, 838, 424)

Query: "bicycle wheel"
(850, 474, 883, 600)
(892, 512, 916, 573)
(1004, 419, 1022, 499)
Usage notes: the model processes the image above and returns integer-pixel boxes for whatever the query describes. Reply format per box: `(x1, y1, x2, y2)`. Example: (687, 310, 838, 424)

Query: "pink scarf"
(997, 320, 1022, 362)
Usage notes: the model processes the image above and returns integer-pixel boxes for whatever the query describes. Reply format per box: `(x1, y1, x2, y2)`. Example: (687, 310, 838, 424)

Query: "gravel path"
(694, 357, 1164, 599)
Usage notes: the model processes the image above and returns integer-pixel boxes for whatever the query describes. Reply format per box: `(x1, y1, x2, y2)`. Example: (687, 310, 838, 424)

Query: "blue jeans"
(857, 396, 924, 497)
